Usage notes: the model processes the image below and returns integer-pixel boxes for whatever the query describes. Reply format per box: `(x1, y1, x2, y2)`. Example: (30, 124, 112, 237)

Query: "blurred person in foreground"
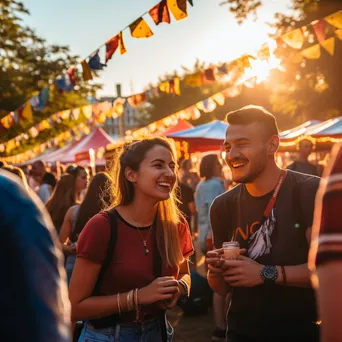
(0, 169, 70, 342)
(310, 143, 342, 342)
(207, 105, 320, 342)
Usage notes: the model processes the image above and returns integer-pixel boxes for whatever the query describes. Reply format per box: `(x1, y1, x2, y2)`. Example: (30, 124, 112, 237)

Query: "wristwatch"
(261, 265, 278, 284)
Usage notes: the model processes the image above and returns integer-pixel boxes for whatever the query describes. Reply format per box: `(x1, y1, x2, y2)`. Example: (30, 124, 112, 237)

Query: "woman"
(67, 165, 89, 201)
(195, 154, 227, 342)
(46, 174, 78, 233)
(59, 172, 112, 283)
(69, 137, 194, 342)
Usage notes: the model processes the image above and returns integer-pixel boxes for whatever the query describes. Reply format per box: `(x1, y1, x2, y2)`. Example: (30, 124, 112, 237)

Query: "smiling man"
(206, 105, 320, 342)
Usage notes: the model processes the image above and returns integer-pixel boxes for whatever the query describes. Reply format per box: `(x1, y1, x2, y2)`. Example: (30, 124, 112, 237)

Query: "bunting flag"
(218, 63, 228, 74)
(168, 0, 187, 21)
(105, 35, 119, 63)
(184, 72, 203, 87)
(127, 93, 146, 107)
(72, 108, 81, 120)
(0, 115, 13, 129)
(312, 19, 326, 43)
(81, 105, 93, 119)
(281, 28, 305, 49)
(196, 98, 216, 113)
(130, 17, 154, 38)
(336, 29, 342, 40)
(202, 68, 216, 83)
(56, 76, 74, 92)
(187, 0, 193, 6)
(67, 67, 77, 86)
(325, 10, 342, 29)
(212, 92, 225, 106)
(22, 101, 33, 121)
(320, 37, 335, 56)
(149, 0, 170, 25)
(244, 76, 257, 88)
(185, 106, 201, 120)
(240, 55, 252, 68)
(88, 50, 106, 70)
(118, 32, 127, 55)
(222, 85, 242, 98)
(38, 87, 50, 110)
(30, 94, 40, 110)
(301, 44, 321, 59)
(81, 60, 93, 81)
(169, 77, 181, 95)
(159, 81, 170, 94)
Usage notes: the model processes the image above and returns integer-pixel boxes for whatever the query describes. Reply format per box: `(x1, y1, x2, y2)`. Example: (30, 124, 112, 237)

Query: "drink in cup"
(222, 241, 240, 260)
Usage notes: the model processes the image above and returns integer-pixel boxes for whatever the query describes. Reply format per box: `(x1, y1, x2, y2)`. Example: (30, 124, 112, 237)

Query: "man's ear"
(124, 167, 137, 183)
(268, 135, 280, 155)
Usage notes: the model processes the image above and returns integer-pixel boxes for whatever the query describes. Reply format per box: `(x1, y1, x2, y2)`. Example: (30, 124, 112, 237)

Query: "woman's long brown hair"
(46, 174, 76, 233)
(108, 137, 184, 267)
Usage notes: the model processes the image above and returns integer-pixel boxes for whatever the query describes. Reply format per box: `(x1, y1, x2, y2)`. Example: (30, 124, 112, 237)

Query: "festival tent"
(279, 120, 322, 139)
(156, 119, 194, 136)
(305, 117, 342, 137)
(167, 120, 228, 152)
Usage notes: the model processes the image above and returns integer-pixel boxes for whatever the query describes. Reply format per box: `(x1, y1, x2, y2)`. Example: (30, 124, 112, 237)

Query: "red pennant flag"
(105, 35, 119, 63)
(202, 68, 216, 83)
(312, 19, 326, 43)
(149, 0, 170, 25)
(67, 67, 77, 86)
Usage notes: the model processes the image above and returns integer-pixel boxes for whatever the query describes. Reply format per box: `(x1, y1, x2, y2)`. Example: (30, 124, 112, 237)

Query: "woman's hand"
(63, 243, 76, 256)
(138, 277, 178, 305)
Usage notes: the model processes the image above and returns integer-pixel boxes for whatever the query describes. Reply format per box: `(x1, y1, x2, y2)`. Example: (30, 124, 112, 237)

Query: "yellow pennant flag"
(81, 105, 93, 119)
(40, 120, 50, 130)
(325, 10, 342, 29)
(320, 37, 335, 56)
(81, 60, 93, 81)
(301, 44, 321, 59)
(22, 101, 33, 121)
(336, 28, 342, 40)
(130, 17, 153, 38)
(1, 116, 12, 129)
(60, 110, 70, 120)
(159, 81, 170, 94)
(171, 77, 181, 95)
(281, 28, 304, 49)
(212, 92, 225, 106)
(167, 0, 187, 21)
(184, 73, 203, 87)
(118, 32, 127, 55)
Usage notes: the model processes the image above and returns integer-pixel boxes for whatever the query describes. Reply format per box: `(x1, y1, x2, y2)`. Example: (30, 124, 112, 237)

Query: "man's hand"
(206, 249, 225, 278)
(222, 255, 264, 287)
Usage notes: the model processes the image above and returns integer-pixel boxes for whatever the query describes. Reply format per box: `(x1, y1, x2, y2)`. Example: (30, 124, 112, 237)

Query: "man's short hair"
(226, 105, 279, 138)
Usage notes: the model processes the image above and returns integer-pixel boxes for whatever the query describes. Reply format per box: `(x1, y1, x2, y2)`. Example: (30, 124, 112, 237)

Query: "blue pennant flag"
(88, 50, 106, 70)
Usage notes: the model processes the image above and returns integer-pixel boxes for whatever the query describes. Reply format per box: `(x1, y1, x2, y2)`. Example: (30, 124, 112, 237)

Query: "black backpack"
(73, 208, 168, 341)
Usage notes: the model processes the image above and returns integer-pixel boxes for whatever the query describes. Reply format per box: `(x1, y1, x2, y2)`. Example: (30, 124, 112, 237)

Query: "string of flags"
(1, 9, 342, 159)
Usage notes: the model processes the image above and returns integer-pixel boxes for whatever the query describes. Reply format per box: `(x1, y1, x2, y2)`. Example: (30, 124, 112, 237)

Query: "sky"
(21, 0, 293, 97)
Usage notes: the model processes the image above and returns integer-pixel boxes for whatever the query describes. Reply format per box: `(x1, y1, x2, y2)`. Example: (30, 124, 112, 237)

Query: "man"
(287, 139, 320, 176)
(0, 170, 70, 342)
(309, 143, 342, 342)
(207, 105, 320, 342)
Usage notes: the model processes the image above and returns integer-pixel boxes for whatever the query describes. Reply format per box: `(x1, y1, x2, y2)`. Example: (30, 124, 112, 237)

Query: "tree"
(0, 0, 101, 149)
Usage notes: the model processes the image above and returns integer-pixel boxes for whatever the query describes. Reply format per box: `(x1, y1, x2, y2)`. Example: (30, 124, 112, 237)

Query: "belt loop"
(115, 324, 120, 340)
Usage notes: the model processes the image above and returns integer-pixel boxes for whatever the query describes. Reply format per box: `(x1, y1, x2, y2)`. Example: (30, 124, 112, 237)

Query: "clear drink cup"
(222, 241, 240, 260)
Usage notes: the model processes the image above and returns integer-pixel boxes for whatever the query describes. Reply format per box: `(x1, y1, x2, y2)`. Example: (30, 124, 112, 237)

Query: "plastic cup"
(222, 241, 240, 260)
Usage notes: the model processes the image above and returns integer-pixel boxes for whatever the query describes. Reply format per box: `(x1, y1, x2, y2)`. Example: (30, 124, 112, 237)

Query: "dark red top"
(77, 211, 193, 321)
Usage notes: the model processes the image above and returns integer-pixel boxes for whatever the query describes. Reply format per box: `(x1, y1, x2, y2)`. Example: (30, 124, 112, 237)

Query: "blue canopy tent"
(279, 120, 321, 139)
(306, 117, 342, 137)
(167, 120, 228, 152)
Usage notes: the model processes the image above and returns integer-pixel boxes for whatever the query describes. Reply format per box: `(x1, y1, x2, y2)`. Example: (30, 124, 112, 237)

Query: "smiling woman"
(69, 136, 194, 342)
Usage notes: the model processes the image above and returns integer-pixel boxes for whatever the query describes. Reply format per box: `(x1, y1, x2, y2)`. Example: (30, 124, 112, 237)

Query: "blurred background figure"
(195, 154, 227, 342)
(46, 174, 80, 234)
(179, 158, 200, 191)
(287, 139, 321, 176)
(0, 169, 70, 342)
(67, 165, 89, 201)
(59, 171, 113, 284)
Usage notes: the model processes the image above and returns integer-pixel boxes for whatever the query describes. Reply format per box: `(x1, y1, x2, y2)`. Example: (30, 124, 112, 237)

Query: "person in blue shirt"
(0, 170, 71, 342)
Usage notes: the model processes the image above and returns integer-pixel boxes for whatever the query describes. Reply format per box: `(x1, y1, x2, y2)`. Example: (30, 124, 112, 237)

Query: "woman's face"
(128, 145, 177, 202)
(213, 158, 223, 178)
(75, 169, 89, 193)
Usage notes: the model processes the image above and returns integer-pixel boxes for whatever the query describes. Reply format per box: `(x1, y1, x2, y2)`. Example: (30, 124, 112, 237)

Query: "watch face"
(262, 265, 278, 282)
(264, 267, 275, 279)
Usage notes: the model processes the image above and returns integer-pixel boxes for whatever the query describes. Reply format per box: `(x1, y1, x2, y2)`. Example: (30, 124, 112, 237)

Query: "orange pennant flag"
(81, 60, 93, 81)
(212, 92, 225, 106)
(320, 37, 335, 56)
(159, 81, 170, 93)
(301, 44, 321, 59)
(149, 0, 171, 25)
(281, 28, 304, 49)
(167, 0, 187, 21)
(22, 101, 33, 121)
(118, 32, 127, 55)
(1, 115, 12, 129)
(170, 77, 181, 95)
(325, 10, 342, 29)
(184, 72, 203, 87)
(130, 17, 154, 38)
(312, 19, 326, 43)
(336, 29, 342, 40)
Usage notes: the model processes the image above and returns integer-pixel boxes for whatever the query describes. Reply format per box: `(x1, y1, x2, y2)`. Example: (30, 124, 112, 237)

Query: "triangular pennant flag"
(218, 63, 228, 74)
(130, 17, 154, 38)
(187, 0, 193, 6)
(281, 28, 304, 49)
(325, 10, 342, 29)
(202, 68, 216, 83)
(81, 60, 93, 81)
(67, 67, 77, 86)
(73, 108, 81, 120)
(167, 0, 187, 21)
(0, 115, 12, 129)
(56, 76, 74, 92)
(312, 19, 326, 43)
(212, 92, 225, 106)
(244, 77, 257, 88)
(184, 72, 203, 87)
(159, 81, 170, 94)
(240, 55, 252, 68)
(30, 94, 40, 110)
(118, 32, 127, 55)
(149, 0, 171, 25)
(320, 37, 335, 56)
(222, 85, 242, 98)
(202, 98, 216, 113)
(88, 50, 106, 70)
(169, 77, 181, 95)
(81, 105, 93, 119)
(336, 28, 342, 40)
(22, 101, 33, 121)
(105, 35, 119, 63)
(301, 44, 321, 59)
(38, 87, 50, 110)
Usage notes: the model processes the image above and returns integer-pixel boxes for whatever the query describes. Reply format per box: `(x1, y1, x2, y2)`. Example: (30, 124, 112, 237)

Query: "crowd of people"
(0, 105, 340, 342)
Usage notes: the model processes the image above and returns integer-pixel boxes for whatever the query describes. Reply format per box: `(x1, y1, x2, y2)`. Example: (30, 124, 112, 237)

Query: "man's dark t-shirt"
(287, 160, 319, 176)
(178, 182, 194, 227)
(210, 170, 320, 342)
